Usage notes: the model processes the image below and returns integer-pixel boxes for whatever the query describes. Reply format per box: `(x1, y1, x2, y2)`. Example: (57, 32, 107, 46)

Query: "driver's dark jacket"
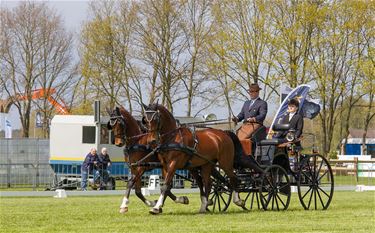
(276, 113, 304, 139)
(237, 98, 268, 124)
(97, 153, 111, 170)
(81, 153, 98, 173)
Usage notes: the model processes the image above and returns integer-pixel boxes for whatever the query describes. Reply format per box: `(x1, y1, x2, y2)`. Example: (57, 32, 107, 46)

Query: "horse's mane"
(149, 104, 176, 123)
(147, 103, 177, 131)
(118, 106, 141, 135)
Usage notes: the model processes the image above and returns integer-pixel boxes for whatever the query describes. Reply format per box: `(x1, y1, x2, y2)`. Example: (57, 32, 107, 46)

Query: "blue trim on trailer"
(49, 160, 190, 177)
(49, 161, 129, 176)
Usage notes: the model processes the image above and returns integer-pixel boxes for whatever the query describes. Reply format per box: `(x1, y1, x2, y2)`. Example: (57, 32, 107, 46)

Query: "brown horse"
(143, 103, 243, 214)
(107, 106, 189, 213)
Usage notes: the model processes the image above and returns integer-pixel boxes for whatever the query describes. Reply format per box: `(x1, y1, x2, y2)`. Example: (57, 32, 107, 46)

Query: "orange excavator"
(0, 88, 69, 114)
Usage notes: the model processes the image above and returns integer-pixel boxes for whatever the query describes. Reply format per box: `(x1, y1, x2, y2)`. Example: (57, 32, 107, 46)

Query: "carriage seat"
(258, 138, 284, 146)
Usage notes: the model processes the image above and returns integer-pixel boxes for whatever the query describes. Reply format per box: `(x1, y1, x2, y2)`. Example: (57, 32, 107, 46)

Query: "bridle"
(143, 110, 162, 144)
(109, 114, 127, 143)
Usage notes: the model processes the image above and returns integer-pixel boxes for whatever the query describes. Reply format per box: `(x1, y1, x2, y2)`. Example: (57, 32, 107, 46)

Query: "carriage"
(208, 123, 334, 212)
(108, 85, 334, 214)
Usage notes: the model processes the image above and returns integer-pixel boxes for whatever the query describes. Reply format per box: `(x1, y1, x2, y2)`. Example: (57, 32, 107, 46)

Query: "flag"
(35, 112, 43, 128)
(301, 99, 321, 119)
(5, 118, 12, 138)
(268, 84, 310, 138)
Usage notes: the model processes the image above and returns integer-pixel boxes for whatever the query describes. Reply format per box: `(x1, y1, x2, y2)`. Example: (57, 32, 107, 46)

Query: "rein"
(130, 146, 160, 167)
(157, 126, 219, 168)
(125, 132, 149, 145)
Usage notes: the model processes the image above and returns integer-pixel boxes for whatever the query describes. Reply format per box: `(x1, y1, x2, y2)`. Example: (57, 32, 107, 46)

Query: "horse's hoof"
(176, 196, 189, 205)
(199, 208, 207, 214)
(145, 200, 156, 207)
(234, 200, 245, 208)
(149, 207, 162, 215)
(119, 207, 128, 214)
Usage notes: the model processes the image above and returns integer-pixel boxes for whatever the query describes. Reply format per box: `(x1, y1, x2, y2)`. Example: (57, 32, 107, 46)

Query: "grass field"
(0, 191, 374, 233)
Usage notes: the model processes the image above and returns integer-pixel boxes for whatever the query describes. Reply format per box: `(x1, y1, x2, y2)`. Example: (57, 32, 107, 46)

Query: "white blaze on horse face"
(120, 197, 129, 209)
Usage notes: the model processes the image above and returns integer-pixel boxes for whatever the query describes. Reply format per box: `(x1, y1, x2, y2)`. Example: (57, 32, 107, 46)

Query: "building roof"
(51, 115, 95, 125)
(348, 128, 375, 139)
(51, 115, 206, 125)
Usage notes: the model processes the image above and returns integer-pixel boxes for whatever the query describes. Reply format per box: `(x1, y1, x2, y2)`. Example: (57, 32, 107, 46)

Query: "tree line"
(0, 0, 374, 156)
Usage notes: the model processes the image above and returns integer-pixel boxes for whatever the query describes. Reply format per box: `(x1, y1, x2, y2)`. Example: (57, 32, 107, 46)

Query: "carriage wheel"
(207, 168, 232, 212)
(259, 165, 291, 211)
(297, 154, 334, 210)
(238, 191, 261, 210)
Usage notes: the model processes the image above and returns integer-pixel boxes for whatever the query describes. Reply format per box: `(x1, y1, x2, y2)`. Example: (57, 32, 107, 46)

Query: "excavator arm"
(0, 88, 69, 114)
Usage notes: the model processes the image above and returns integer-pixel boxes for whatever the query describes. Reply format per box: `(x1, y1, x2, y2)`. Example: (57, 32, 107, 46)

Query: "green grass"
(334, 175, 375, 186)
(0, 191, 374, 233)
(2, 175, 374, 191)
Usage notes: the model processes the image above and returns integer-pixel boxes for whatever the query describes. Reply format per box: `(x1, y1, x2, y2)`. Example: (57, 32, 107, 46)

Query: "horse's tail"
(224, 130, 243, 167)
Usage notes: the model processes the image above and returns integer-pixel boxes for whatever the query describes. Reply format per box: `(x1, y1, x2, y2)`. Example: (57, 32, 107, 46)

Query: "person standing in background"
(81, 148, 98, 191)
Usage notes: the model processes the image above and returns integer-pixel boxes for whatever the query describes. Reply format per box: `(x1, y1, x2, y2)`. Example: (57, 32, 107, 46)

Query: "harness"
(124, 144, 152, 156)
(156, 126, 218, 169)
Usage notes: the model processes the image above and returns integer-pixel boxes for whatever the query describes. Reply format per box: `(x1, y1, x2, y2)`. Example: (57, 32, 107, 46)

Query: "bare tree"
(268, 0, 318, 88)
(360, 22, 375, 155)
(0, 2, 75, 137)
(219, 0, 275, 97)
(134, 0, 187, 112)
(309, 1, 357, 156)
(206, 1, 237, 119)
(80, 1, 122, 110)
(339, 0, 374, 154)
(180, 0, 213, 116)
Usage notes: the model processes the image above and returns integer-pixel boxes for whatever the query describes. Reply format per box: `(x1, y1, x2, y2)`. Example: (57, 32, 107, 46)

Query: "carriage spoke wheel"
(207, 169, 232, 212)
(259, 165, 291, 211)
(239, 191, 261, 210)
(297, 154, 334, 210)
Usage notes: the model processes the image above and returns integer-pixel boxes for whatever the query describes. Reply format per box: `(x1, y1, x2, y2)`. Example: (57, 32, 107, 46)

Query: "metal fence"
(0, 139, 52, 190)
(1, 139, 374, 190)
(0, 139, 190, 190)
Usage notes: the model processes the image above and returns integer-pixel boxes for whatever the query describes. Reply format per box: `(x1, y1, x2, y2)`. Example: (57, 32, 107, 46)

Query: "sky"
(1, 1, 277, 131)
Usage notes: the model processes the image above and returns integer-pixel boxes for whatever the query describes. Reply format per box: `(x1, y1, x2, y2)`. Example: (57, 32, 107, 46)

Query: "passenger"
(81, 148, 98, 191)
(232, 83, 268, 140)
(275, 98, 304, 144)
(96, 147, 112, 190)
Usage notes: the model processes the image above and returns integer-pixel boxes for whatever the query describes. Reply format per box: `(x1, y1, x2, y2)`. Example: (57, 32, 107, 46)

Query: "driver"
(232, 83, 268, 140)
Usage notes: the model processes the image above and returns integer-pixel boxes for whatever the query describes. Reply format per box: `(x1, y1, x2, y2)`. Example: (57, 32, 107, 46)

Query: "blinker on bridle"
(144, 110, 161, 142)
(144, 110, 160, 123)
(110, 114, 127, 142)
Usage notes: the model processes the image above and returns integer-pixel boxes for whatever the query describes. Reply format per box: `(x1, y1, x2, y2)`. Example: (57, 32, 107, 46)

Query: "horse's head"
(107, 107, 127, 147)
(142, 103, 176, 145)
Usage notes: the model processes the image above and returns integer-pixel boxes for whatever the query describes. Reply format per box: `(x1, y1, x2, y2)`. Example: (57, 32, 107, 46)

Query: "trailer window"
(100, 124, 109, 144)
(82, 126, 96, 144)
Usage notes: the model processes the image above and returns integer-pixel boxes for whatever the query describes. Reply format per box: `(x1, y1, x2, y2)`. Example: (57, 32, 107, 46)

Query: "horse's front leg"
(149, 161, 177, 215)
(133, 167, 156, 207)
(120, 173, 136, 213)
(161, 161, 189, 205)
